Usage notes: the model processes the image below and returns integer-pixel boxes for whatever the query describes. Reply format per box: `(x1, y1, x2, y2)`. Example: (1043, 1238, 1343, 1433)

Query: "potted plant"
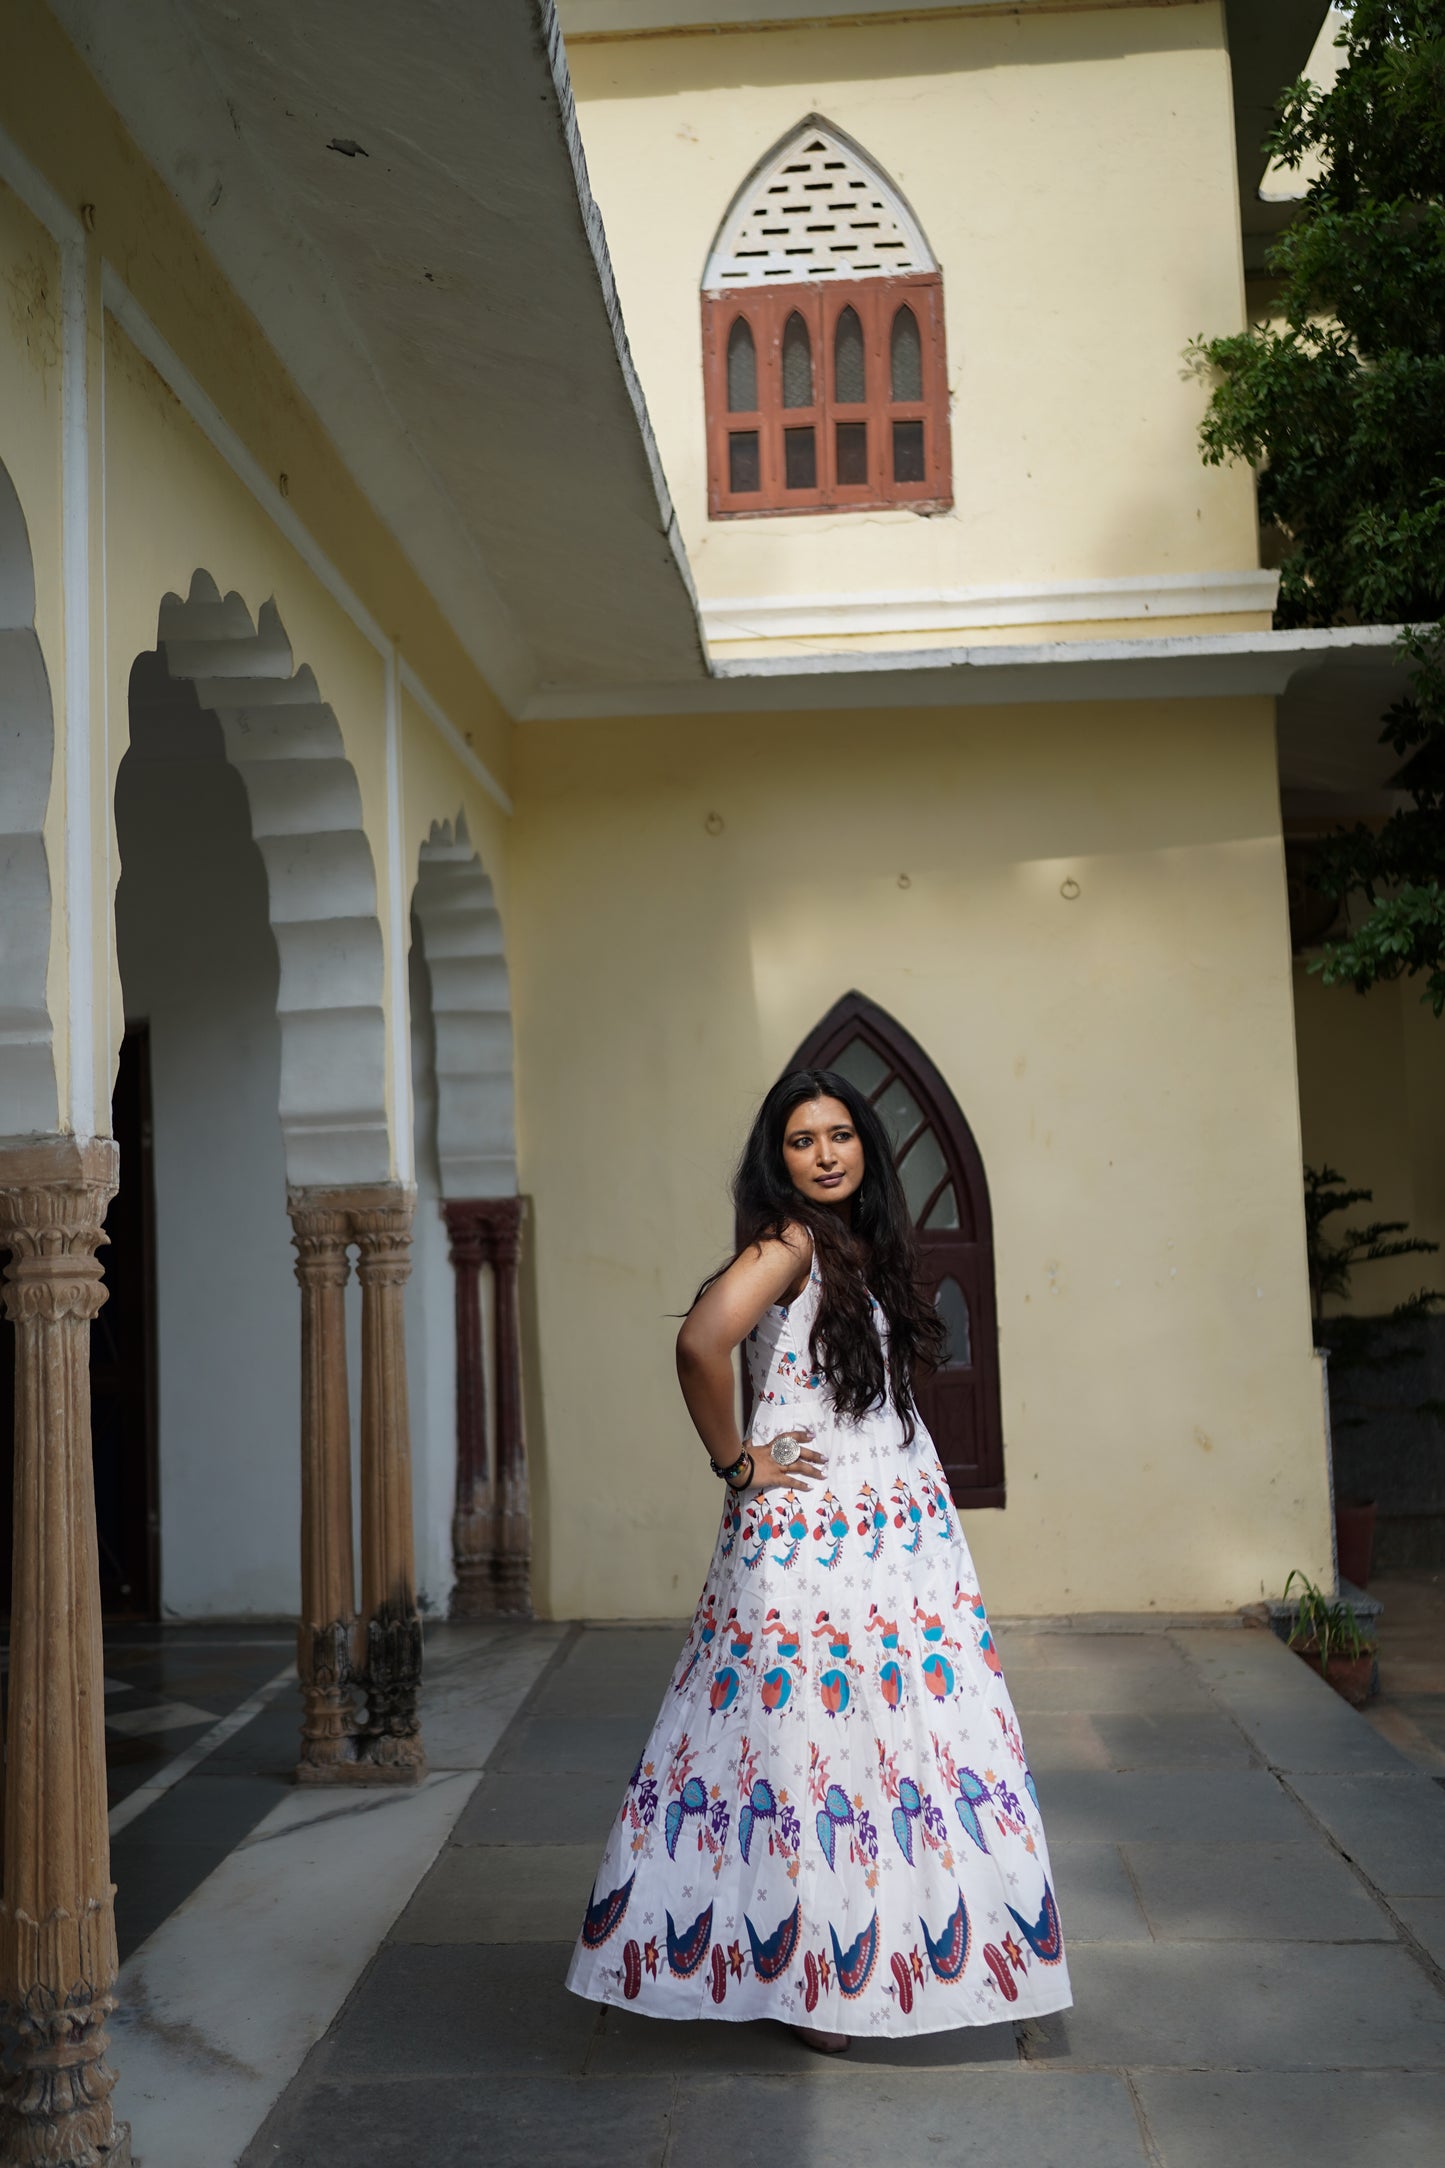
(1304, 1164, 1445, 1587)
(1282, 1571, 1379, 1706)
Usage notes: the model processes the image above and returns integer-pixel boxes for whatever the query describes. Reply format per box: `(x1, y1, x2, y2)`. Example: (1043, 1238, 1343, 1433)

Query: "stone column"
(286, 1196, 360, 1781)
(488, 1200, 530, 1617)
(0, 1135, 129, 2168)
(442, 1204, 492, 1621)
(440, 1198, 529, 1619)
(353, 1188, 426, 1782)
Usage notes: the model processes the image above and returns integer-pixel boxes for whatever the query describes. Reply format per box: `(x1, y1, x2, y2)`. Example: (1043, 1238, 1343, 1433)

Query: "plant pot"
(1292, 1643, 1379, 1707)
(1335, 1497, 1377, 1589)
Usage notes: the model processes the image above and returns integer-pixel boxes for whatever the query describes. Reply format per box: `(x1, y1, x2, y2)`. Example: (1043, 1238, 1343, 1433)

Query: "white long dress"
(566, 1254, 1073, 2035)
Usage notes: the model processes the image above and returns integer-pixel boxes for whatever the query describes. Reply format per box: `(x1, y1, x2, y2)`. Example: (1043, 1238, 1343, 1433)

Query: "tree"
(1191, 1, 1445, 1006)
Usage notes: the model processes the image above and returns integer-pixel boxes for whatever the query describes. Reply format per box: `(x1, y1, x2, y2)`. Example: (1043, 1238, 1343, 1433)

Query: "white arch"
(411, 815, 516, 1198)
(146, 570, 389, 1186)
(0, 459, 58, 1136)
(702, 115, 937, 290)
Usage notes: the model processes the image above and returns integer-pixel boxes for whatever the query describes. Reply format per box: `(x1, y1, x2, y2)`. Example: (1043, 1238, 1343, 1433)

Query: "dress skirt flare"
(566, 1259, 1073, 2037)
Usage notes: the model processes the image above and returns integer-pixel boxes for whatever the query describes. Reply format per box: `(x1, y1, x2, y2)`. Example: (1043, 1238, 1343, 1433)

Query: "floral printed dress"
(565, 1255, 1072, 2036)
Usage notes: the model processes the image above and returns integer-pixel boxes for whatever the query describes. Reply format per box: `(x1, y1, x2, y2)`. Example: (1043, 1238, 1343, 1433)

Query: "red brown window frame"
(703, 273, 951, 518)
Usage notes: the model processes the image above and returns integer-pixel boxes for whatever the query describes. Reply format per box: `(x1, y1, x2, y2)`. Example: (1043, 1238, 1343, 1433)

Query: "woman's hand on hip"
(748, 1428, 826, 1491)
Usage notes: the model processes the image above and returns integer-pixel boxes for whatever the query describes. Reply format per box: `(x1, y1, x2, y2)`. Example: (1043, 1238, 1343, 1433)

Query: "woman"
(566, 1068, 1072, 2047)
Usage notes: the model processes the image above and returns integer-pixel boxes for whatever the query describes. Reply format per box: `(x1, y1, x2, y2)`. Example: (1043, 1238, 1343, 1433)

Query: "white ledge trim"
(702, 570, 1280, 645)
(522, 623, 1406, 721)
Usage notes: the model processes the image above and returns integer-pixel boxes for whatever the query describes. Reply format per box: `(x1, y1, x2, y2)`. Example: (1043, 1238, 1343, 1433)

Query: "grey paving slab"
(1171, 1627, 1341, 1703)
(1090, 1712, 1256, 1770)
(319, 1943, 598, 2078)
(1288, 1771, 1445, 1896)
(491, 1712, 646, 1783)
(392, 1841, 598, 1943)
(1003, 1632, 1206, 1672)
(1133, 2071, 1445, 2168)
(1007, 1665, 1217, 1717)
(1394, 1896, 1445, 1970)
(1219, 1697, 1420, 1775)
(588, 2002, 1018, 2075)
(453, 1764, 623, 1846)
(1011, 1712, 1113, 1772)
(533, 1628, 683, 1719)
(667, 2069, 1151, 2168)
(1046, 1841, 1151, 1943)
(1121, 1839, 1397, 1942)
(240, 2073, 674, 2168)
(1026, 1941, 1445, 2069)
(1039, 1768, 1312, 1844)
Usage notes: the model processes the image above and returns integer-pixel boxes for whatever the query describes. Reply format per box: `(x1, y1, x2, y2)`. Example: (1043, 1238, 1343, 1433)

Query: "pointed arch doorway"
(785, 992, 1005, 1509)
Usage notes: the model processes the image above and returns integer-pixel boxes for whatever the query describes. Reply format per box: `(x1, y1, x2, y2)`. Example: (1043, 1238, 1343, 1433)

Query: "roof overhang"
(47, 0, 707, 713)
(526, 623, 1416, 802)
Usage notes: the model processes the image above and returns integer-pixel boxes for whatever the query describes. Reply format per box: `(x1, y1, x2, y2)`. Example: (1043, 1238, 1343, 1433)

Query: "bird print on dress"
(566, 1251, 1072, 2035)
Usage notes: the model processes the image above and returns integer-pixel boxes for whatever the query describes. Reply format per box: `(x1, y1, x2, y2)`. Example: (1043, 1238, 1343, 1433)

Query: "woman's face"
(781, 1095, 865, 1210)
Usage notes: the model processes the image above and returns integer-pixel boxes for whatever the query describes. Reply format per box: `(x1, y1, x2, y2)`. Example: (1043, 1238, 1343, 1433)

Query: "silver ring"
(770, 1435, 802, 1468)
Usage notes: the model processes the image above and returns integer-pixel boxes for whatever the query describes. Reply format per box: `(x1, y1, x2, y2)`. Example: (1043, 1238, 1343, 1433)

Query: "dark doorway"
(783, 991, 1005, 1509)
(90, 1025, 161, 1616)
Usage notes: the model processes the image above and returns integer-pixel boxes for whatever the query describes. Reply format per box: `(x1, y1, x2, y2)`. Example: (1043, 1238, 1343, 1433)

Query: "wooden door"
(786, 993, 1005, 1509)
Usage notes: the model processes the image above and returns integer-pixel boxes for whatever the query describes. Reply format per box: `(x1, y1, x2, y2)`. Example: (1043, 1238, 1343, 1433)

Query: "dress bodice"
(744, 1247, 889, 1429)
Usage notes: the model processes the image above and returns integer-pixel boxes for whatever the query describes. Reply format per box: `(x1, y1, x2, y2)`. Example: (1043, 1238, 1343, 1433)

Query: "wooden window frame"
(703, 273, 951, 518)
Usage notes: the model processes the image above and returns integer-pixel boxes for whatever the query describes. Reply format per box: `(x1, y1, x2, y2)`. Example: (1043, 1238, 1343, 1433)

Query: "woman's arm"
(676, 1230, 827, 1490)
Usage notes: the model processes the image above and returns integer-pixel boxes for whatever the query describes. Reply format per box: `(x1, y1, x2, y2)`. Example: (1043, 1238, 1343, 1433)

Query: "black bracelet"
(712, 1444, 751, 1485)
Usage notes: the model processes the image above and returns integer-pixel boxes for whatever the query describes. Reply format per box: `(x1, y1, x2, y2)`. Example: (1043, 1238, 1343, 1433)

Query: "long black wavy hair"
(727, 1067, 947, 1441)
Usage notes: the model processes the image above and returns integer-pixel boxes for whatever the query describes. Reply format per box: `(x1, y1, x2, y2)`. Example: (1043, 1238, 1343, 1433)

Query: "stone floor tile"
(1090, 1713, 1256, 1770)
(111, 1771, 291, 1963)
(1219, 1697, 1418, 1776)
(1039, 1769, 1311, 1844)
(1013, 1712, 1114, 1772)
(587, 2004, 1019, 2075)
(1133, 2071, 1445, 2168)
(1393, 1896, 1445, 1970)
(453, 1765, 624, 1846)
(667, 2070, 1150, 2168)
(1046, 1841, 1151, 1943)
(392, 1841, 597, 1943)
(1121, 1839, 1396, 1942)
(321, 1943, 599, 2078)
(1025, 1941, 1445, 2069)
(240, 2073, 675, 2168)
(1288, 1771, 1445, 1896)
(491, 1712, 645, 1782)
(533, 1628, 683, 1719)
(1008, 1667, 1220, 1717)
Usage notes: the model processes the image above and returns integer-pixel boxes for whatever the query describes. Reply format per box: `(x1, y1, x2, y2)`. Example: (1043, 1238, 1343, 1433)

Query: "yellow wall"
(512, 692, 1333, 1617)
(1295, 965, 1445, 1314)
(566, 1, 1261, 639)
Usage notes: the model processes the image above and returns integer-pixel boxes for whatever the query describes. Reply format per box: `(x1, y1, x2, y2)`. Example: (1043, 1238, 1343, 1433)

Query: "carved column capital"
(0, 1137, 119, 1328)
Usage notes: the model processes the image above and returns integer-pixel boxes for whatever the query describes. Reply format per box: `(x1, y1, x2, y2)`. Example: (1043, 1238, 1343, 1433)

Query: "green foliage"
(1190, 1, 1445, 628)
(1282, 1570, 1375, 1666)
(1303, 1163, 1445, 1426)
(1190, 3, 1445, 1004)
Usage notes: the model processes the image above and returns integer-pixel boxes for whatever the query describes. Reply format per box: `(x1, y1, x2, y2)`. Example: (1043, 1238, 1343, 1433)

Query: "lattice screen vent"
(703, 120, 935, 289)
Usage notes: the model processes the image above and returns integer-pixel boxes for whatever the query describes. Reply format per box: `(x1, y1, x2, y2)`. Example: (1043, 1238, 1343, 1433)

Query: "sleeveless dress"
(565, 1254, 1073, 2035)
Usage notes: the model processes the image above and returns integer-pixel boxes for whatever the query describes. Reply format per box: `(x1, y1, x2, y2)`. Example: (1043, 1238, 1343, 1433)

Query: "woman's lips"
(815, 1173, 844, 1187)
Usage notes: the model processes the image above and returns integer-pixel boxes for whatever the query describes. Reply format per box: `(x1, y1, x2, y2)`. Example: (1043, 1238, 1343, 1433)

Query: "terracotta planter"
(1292, 1643, 1379, 1707)
(1334, 1497, 1377, 1590)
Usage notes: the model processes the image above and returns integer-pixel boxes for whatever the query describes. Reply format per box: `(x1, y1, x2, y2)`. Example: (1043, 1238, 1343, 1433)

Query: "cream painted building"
(0, 5, 1430, 2156)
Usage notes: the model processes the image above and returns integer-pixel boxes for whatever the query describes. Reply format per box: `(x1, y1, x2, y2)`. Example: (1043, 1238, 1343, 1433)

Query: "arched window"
(701, 118, 951, 517)
(783, 992, 1003, 1508)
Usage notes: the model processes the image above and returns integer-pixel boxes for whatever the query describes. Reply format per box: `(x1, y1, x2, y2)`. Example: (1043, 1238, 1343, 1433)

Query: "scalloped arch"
(702, 115, 937, 290)
(139, 570, 389, 1185)
(411, 816, 516, 1198)
(0, 457, 59, 1136)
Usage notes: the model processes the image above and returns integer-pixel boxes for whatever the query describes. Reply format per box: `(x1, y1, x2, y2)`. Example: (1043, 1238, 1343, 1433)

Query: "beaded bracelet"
(712, 1444, 753, 1488)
